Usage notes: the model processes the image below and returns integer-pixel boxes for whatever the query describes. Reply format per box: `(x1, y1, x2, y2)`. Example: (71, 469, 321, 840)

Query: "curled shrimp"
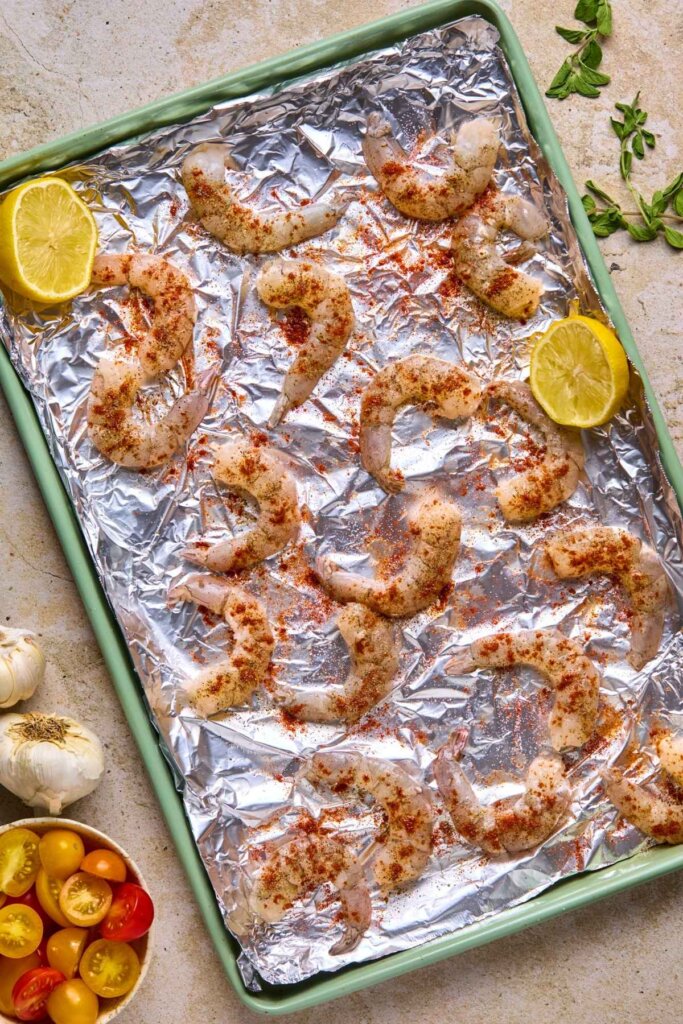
(316, 491, 462, 617)
(447, 628, 601, 750)
(303, 752, 434, 891)
(488, 380, 584, 521)
(184, 438, 301, 573)
(274, 604, 399, 723)
(168, 573, 274, 717)
(249, 832, 371, 955)
(360, 355, 483, 492)
(602, 732, 683, 845)
(545, 526, 670, 669)
(256, 258, 355, 426)
(451, 189, 548, 319)
(434, 729, 571, 854)
(362, 113, 499, 221)
(182, 143, 346, 254)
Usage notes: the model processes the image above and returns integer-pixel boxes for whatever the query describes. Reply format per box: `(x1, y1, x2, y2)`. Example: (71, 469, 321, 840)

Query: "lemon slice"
(0, 176, 97, 304)
(530, 313, 629, 428)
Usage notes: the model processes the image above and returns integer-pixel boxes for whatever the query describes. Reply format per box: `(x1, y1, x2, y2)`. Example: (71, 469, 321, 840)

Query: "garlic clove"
(0, 628, 46, 708)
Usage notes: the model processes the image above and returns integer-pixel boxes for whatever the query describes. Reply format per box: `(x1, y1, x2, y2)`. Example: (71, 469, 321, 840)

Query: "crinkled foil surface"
(2, 16, 683, 988)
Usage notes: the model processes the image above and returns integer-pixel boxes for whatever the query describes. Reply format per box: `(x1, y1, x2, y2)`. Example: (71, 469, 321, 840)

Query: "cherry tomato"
(58, 874, 112, 929)
(35, 937, 49, 965)
(100, 883, 153, 942)
(38, 832, 84, 882)
(79, 938, 140, 998)
(79, 849, 126, 884)
(46, 979, 98, 1024)
(5, 888, 54, 932)
(0, 905, 43, 959)
(11, 966, 65, 1021)
(0, 829, 40, 898)
(35, 871, 69, 929)
(46, 928, 88, 980)
(0, 953, 41, 1015)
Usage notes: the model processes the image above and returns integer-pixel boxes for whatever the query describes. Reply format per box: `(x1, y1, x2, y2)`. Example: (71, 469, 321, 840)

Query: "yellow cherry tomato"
(46, 979, 99, 1024)
(79, 848, 127, 884)
(0, 951, 41, 1014)
(38, 830, 85, 881)
(58, 873, 112, 928)
(79, 939, 140, 998)
(46, 927, 89, 979)
(0, 829, 40, 897)
(36, 869, 70, 928)
(0, 904, 42, 958)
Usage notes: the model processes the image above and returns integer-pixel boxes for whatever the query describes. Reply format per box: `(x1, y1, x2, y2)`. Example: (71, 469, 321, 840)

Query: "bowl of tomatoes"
(0, 819, 154, 1024)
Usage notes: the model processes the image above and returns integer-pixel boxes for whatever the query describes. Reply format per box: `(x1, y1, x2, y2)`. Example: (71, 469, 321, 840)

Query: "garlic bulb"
(0, 712, 105, 814)
(0, 628, 46, 707)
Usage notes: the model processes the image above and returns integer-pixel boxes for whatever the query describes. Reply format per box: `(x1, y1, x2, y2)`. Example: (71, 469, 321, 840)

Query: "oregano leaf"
(582, 38, 604, 69)
(556, 25, 588, 44)
(664, 225, 683, 249)
(574, 0, 599, 24)
(626, 221, 658, 242)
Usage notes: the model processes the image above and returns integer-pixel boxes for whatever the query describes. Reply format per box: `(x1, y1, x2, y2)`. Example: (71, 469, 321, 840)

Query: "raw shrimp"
(360, 355, 483, 492)
(316, 491, 462, 617)
(168, 573, 274, 716)
(182, 143, 346, 254)
(91, 253, 196, 375)
(451, 189, 548, 319)
(249, 833, 371, 954)
(256, 258, 355, 426)
(653, 728, 683, 788)
(434, 729, 571, 854)
(545, 525, 670, 669)
(447, 628, 601, 750)
(303, 751, 434, 891)
(86, 351, 212, 469)
(602, 745, 683, 844)
(274, 604, 399, 723)
(362, 113, 499, 221)
(488, 380, 584, 520)
(184, 438, 301, 573)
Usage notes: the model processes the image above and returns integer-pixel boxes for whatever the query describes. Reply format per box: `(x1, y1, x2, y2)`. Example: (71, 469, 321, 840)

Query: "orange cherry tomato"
(38, 832, 85, 882)
(0, 904, 43, 959)
(46, 928, 88, 980)
(79, 939, 140, 998)
(0, 830, 40, 898)
(0, 953, 41, 1015)
(79, 849, 127, 884)
(11, 966, 65, 1021)
(46, 979, 98, 1024)
(35, 871, 69, 929)
(58, 874, 111, 928)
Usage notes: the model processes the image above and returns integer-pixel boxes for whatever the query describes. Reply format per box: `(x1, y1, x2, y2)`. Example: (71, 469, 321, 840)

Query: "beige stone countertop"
(0, 1, 681, 1021)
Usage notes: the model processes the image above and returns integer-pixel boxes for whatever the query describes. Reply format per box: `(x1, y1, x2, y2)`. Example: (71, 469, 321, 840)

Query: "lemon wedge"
(529, 312, 629, 428)
(0, 176, 97, 304)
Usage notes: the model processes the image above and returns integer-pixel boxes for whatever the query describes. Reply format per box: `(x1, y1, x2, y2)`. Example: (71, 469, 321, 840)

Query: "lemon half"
(0, 176, 97, 304)
(530, 313, 629, 428)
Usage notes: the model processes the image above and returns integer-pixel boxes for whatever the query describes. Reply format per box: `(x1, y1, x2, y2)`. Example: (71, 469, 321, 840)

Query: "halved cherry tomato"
(79, 849, 126, 884)
(100, 883, 153, 942)
(58, 874, 111, 928)
(0, 829, 40, 898)
(46, 928, 88, 979)
(35, 871, 69, 929)
(46, 979, 98, 1024)
(38, 832, 84, 882)
(0, 904, 43, 959)
(5, 888, 54, 932)
(79, 938, 140, 998)
(0, 953, 41, 1015)
(11, 966, 65, 1021)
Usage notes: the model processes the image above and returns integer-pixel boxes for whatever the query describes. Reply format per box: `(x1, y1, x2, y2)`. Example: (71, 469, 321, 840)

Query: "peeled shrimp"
(434, 729, 571, 854)
(488, 380, 584, 520)
(256, 258, 355, 425)
(653, 728, 683, 788)
(316, 491, 461, 617)
(184, 438, 301, 573)
(360, 356, 483, 492)
(274, 604, 399, 723)
(362, 113, 499, 221)
(303, 752, 434, 891)
(451, 190, 548, 319)
(545, 526, 670, 669)
(168, 573, 274, 716)
(182, 143, 346, 254)
(447, 628, 601, 750)
(602, 734, 683, 845)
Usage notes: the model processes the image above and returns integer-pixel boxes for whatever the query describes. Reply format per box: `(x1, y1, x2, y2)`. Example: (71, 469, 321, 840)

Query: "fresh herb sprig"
(546, 0, 613, 101)
(582, 96, 683, 249)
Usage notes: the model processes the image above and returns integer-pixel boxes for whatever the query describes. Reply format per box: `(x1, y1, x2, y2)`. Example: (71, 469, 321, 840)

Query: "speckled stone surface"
(0, 2, 680, 1021)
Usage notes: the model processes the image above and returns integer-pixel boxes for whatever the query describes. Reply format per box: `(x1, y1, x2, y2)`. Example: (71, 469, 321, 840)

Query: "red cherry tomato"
(100, 883, 154, 942)
(5, 890, 53, 933)
(11, 966, 65, 1021)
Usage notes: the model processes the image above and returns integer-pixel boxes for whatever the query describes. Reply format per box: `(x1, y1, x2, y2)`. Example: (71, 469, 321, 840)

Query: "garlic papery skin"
(0, 628, 46, 708)
(0, 712, 105, 814)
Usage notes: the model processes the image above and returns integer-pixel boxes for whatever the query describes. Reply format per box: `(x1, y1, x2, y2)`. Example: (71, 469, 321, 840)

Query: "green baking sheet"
(1, 0, 682, 1014)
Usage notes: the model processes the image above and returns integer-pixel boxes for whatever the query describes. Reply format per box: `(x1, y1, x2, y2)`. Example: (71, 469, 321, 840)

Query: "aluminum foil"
(2, 15, 683, 988)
